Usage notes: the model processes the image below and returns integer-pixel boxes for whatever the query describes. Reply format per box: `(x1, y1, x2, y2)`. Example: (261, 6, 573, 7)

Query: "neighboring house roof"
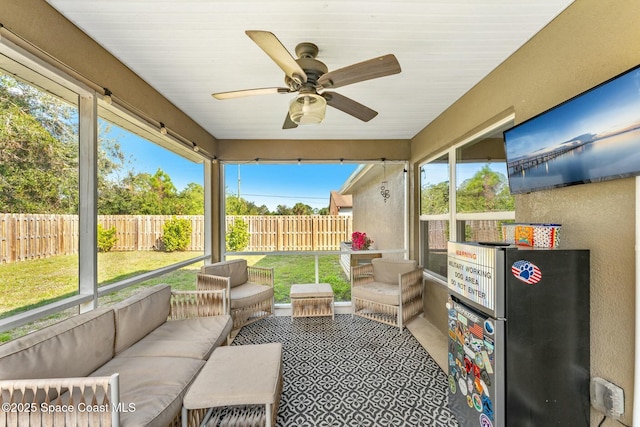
(330, 191, 352, 208)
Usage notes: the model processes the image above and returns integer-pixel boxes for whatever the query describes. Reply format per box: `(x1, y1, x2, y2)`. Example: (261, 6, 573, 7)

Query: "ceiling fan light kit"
(212, 30, 401, 129)
(289, 93, 326, 125)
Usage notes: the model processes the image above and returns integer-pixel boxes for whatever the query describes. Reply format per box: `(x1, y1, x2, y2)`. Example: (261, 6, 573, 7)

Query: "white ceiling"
(45, 0, 573, 141)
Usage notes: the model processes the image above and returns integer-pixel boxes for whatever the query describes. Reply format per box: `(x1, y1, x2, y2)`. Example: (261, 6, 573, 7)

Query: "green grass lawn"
(0, 251, 201, 317)
(0, 251, 351, 342)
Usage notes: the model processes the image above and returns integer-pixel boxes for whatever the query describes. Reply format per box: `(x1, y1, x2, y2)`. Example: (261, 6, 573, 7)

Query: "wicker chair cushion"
(91, 355, 204, 427)
(112, 284, 172, 354)
(371, 258, 418, 285)
(352, 282, 400, 306)
(230, 283, 275, 309)
(202, 259, 249, 288)
(0, 307, 115, 381)
(290, 283, 334, 298)
(115, 314, 232, 360)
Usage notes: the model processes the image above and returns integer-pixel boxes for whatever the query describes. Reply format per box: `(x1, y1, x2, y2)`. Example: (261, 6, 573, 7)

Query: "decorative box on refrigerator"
(446, 241, 590, 427)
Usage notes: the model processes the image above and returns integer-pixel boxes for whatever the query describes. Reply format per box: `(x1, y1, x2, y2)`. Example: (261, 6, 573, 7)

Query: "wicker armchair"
(197, 259, 274, 331)
(351, 258, 423, 331)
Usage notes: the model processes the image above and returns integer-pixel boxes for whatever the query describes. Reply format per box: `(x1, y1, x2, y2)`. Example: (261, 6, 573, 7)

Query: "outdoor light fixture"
(159, 122, 167, 135)
(288, 92, 326, 125)
(103, 88, 112, 105)
(192, 142, 199, 152)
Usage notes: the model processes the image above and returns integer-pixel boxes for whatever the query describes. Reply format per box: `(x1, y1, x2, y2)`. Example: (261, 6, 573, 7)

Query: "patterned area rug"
(231, 314, 459, 427)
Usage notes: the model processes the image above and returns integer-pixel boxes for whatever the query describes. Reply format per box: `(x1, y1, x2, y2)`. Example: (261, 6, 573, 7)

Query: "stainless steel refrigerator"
(446, 241, 590, 427)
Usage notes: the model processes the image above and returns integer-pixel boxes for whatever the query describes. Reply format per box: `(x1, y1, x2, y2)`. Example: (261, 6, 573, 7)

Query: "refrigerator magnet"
(511, 259, 542, 284)
(459, 377, 468, 396)
(473, 393, 483, 412)
(479, 413, 493, 427)
(484, 319, 495, 335)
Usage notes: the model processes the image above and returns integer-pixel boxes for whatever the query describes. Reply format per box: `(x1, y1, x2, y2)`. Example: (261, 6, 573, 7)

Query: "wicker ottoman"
(182, 343, 283, 427)
(290, 283, 335, 319)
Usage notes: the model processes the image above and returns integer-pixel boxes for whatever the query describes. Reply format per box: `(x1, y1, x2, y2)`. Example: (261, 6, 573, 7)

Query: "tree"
(456, 165, 514, 212)
(225, 193, 270, 215)
(421, 181, 449, 215)
(0, 76, 78, 214)
(175, 183, 205, 215)
(0, 73, 128, 215)
(275, 205, 292, 215)
(292, 202, 313, 215)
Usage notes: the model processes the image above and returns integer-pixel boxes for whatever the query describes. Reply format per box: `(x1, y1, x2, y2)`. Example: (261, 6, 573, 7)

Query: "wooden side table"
(290, 283, 335, 319)
(182, 343, 283, 427)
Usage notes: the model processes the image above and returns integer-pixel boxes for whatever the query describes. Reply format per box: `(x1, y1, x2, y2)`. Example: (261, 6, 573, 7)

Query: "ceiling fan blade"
(323, 92, 378, 122)
(282, 112, 298, 129)
(245, 30, 307, 84)
(212, 87, 291, 100)
(318, 54, 401, 89)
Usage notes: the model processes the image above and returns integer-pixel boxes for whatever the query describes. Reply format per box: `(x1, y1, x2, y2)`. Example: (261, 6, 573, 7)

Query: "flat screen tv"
(503, 64, 640, 194)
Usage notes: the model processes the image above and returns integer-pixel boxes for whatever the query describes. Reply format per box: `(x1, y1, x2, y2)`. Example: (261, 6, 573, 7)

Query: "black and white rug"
(231, 314, 459, 427)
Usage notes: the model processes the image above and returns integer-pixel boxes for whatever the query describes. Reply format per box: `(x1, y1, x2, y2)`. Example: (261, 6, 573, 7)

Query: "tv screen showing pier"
(503, 64, 640, 194)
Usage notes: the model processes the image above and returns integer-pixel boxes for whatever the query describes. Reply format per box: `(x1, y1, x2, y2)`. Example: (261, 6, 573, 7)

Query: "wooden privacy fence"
(226, 215, 352, 251)
(0, 214, 79, 264)
(427, 219, 505, 250)
(0, 214, 205, 263)
(0, 214, 353, 264)
(99, 215, 204, 252)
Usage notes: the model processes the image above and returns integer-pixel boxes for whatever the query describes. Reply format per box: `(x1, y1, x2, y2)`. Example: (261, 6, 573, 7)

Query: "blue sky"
(224, 163, 358, 210)
(105, 125, 204, 191)
(107, 126, 358, 211)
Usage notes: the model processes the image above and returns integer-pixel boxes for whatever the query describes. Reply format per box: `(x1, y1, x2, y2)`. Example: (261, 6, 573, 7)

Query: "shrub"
(162, 217, 192, 252)
(226, 218, 250, 252)
(97, 224, 118, 252)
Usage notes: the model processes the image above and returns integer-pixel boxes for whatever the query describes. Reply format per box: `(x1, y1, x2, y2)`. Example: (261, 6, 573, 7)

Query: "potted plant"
(351, 231, 373, 250)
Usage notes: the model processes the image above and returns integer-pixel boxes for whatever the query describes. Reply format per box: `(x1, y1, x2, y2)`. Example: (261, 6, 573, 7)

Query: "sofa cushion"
(91, 356, 204, 427)
(230, 283, 274, 309)
(112, 284, 171, 354)
(201, 259, 248, 288)
(372, 258, 418, 285)
(352, 282, 400, 306)
(115, 314, 232, 360)
(0, 307, 115, 380)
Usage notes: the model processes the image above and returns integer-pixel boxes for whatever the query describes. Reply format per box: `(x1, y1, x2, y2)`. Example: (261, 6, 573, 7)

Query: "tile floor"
(275, 304, 448, 372)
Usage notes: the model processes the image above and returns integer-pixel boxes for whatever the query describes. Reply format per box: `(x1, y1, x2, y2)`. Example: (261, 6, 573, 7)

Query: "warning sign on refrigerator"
(447, 242, 496, 310)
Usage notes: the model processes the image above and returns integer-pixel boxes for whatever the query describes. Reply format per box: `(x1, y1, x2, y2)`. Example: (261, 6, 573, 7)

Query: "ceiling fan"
(212, 30, 401, 129)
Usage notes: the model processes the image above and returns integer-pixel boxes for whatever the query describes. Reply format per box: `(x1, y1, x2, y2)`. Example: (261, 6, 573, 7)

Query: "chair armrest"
(399, 268, 424, 303)
(399, 267, 424, 289)
(169, 290, 227, 319)
(0, 374, 120, 426)
(351, 263, 374, 287)
(247, 266, 274, 287)
(196, 272, 230, 292)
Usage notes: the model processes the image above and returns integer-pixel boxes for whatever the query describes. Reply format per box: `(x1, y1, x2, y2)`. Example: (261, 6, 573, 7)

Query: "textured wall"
(517, 178, 635, 425)
(411, 1, 640, 425)
(350, 164, 406, 257)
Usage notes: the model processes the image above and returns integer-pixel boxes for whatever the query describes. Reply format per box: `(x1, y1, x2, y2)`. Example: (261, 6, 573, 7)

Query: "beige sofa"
(0, 284, 232, 427)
